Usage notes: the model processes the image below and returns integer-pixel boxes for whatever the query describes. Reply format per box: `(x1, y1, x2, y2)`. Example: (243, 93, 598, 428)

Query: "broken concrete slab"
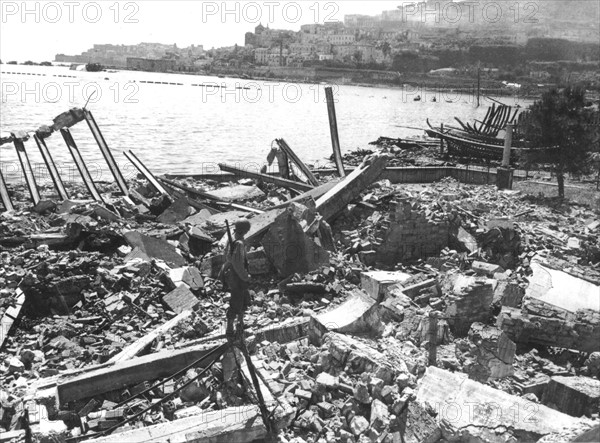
(206, 184, 265, 202)
(200, 210, 249, 235)
(315, 154, 388, 221)
(85, 405, 266, 443)
(542, 376, 600, 418)
(163, 284, 200, 314)
(167, 266, 204, 291)
(261, 209, 329, 278)
(416, 366, 584, 442)
(497, 305, 600, 353)
(526, 261, 600, 313)
(181, 208, 212, 226)
(107, 310, 194, 364)
(310, 289, 379, 340)
(123, 231, 186, 267)
(242, 209, 286, 245)
(360, 270, 412, 302)
(156, 197, 193, 224)
(472, 260, 504, 277)
(322, 332, 407, 384)
(465, 322, 516, 381)
(56, 342, 220, 405)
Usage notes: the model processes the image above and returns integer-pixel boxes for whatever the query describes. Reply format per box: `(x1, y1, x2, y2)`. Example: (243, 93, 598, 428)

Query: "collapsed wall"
(498, 260, 600, 353)
(376, 198, 449, 265)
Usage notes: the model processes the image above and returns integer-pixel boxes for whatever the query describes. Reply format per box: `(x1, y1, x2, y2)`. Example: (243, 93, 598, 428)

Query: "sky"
(0, 1, 409, 62)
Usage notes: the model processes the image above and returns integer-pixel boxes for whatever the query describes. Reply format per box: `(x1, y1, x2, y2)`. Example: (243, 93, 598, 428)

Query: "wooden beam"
(83, 110, 129, 196)
(218, 163, 313, 192)
(276, 138, 319, 186)
(315, 154, 388, 221)
(107, 310, 194, 364)
(85, 405, 266, 443)
(124, 150, 169, 196)
(0, 288, 25, 350)
(56, 342, 221, 405)
(12, 134, 41, 205)
(60, 129, 104, 203)
(34, 134, 69, 201)
(325, 87, 345, 177)
(273, 179, 340, 209)
(0, 167, 14, 212)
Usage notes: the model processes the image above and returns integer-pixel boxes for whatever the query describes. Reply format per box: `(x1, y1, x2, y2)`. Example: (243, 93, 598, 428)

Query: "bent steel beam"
(83, 110, 129, 196)
(11, 133, 41, 205)
(34, 134, 69, 201)
(60, 129, 104, 203)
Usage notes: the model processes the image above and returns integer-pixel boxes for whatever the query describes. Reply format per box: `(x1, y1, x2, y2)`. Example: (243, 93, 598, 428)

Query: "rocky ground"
(1, 144, 599, 443)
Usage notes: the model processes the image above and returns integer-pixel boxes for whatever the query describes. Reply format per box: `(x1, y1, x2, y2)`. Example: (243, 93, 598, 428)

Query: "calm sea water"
(0, 65, 530, 184)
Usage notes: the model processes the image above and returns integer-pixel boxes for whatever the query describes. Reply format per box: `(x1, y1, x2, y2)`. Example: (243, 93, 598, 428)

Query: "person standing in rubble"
(222, 219, 252, 338)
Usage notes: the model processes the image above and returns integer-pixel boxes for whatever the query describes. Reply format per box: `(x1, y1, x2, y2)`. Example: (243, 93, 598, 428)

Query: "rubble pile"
(1, 145, 599, 443)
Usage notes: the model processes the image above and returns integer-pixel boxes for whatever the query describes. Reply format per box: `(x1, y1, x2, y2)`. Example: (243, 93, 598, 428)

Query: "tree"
(521, 86, 599, 198)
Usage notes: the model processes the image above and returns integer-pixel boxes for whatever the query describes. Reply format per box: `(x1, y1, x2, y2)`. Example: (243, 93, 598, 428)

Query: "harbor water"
(0, 65, 530, 183)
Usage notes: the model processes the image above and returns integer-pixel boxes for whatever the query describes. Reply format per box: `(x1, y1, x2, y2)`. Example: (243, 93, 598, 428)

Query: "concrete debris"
(261, 208, 329, 278)
(542, 376, 600, 417)
(0, 129, 599, 443)
(416, 366, 585, 442)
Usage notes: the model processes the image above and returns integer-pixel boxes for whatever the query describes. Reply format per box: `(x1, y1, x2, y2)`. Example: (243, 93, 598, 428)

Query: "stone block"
(310, 290, 380, 342)
(361, 270, 412, 302)
(162, 284, 199, 314)
(542, 376, 600, 417)
(472, 260, 504, 277)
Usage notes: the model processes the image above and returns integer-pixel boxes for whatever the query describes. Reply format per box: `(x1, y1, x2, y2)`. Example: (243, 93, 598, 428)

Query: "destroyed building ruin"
(0, 95, 599, 443)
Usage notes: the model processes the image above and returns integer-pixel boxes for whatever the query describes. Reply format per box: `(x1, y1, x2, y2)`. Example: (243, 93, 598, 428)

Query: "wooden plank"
(34, 134, 69, 201)
(0, 167, 14, 212)
(124, 150, 169, 196)
(315, 154, 388, 221)
(84, 110, 129, 196)
(218, 163, 313, 192)
(60, 129, 104, 203)
(107, 310, 194, 364)
(325, 87, 345, 177)
(1, 288, 25, 350)
(85, 405, 266, 443)
(12, 135, 41, 204)
(276, 138, 319, 186)
(56, 342, 220, 405)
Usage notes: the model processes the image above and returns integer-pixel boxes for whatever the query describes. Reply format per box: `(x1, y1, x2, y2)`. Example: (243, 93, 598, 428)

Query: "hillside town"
(52, 1, 600, 89)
